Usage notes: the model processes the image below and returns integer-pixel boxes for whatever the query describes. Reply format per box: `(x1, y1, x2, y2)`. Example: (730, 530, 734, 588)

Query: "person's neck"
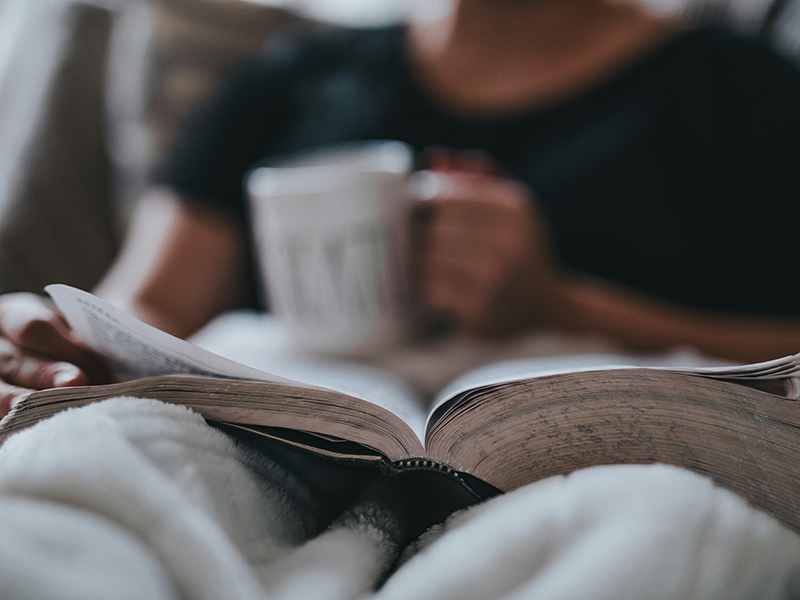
(408, 0, 680, 114)
(426, 0, 620, 56)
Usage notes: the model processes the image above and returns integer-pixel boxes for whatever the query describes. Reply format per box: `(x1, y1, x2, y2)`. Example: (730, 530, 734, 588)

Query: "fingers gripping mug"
(247, 141, 415, 356)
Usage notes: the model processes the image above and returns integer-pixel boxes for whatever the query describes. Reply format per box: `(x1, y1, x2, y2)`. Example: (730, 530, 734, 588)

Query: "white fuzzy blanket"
(1, 398, 799, 600)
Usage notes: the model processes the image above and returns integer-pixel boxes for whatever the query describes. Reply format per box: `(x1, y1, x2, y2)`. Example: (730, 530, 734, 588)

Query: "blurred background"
(0, 0, 798, 297)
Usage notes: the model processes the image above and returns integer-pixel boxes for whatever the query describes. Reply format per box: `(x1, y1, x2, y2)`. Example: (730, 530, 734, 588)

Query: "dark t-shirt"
(159, 25, 800, 316)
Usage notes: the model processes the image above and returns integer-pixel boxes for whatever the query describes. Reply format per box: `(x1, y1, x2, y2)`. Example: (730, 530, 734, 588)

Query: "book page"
(48, 287, 427, 441)
(190, 310, 428, 442)
(426, 351, 800, 437)
(47, 285, 311, 386)
(249, 357, 427, 441)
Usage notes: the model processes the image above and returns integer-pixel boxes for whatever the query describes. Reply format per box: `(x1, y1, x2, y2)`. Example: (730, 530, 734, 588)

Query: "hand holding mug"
(412, 151, 568, 336)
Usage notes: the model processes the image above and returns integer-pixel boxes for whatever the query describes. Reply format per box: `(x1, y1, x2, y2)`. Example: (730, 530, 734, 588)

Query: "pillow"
(0, 0, 303, 296)
(106, 0, 302, 212)
(0, 1, 120, 295)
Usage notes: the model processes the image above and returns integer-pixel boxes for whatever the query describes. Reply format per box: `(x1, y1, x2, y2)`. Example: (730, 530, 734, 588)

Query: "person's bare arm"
(0, 189, 251, 418)
(557, 279, 800, 364)
(95, 188, 252, 338)
(415, 161, 800, 363)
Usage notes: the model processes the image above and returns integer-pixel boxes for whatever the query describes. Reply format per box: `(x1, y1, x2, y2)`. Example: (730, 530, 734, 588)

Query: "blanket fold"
(1, 397, 799, 600)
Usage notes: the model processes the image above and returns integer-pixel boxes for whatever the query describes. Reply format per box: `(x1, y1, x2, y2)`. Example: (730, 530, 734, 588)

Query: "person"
(2, 0, 800, 419)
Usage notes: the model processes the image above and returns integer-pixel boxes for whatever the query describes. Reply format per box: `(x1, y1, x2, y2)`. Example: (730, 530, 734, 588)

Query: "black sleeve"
(155, 40, 302, 220)
(675, 31, 800, 315)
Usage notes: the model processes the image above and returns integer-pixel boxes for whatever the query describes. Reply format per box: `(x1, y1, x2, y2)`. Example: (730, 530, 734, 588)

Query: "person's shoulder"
(663, 25, 800, 89)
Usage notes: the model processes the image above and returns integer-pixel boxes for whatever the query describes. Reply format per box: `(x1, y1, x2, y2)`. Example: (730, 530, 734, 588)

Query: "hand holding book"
(0, 292, 114, 419)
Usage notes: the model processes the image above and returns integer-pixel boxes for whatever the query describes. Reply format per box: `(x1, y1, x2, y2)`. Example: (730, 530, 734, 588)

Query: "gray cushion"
(0, 2, 120, 294)
(106, 0, 303, 213)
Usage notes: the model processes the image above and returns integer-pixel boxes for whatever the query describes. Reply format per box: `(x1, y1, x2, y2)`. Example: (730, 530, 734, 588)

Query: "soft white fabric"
(378, 464, 800, 600)
(0, 497, 175, 600)
(1, 398, 799, 600)
(0, 398, 393, 600)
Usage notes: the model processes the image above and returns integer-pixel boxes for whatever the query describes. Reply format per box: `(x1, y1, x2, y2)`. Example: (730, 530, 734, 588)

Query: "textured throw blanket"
(1, 398, 799, 600)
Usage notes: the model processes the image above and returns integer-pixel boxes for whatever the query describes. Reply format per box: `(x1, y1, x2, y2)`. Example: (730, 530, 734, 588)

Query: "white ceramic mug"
(247, 140, 415, 356)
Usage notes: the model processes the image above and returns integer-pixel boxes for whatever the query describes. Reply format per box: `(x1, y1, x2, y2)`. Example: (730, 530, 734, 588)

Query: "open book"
(2, 285, 800, 530)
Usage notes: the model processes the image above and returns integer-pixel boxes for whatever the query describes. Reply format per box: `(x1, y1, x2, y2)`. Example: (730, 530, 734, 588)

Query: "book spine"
(392, 458, 463, 479)
(391, 458, 504, 502)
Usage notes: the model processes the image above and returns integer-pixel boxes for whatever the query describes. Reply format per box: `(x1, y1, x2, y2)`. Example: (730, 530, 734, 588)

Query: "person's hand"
(0, 293, 113, 419)
(411, 150, 569, 336)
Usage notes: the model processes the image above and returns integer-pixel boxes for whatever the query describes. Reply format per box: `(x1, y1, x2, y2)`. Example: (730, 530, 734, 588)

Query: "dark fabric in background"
(160, 25, 800, 317)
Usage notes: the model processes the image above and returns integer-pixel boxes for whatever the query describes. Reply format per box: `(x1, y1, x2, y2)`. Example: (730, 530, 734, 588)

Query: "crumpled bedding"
(1, 397, 799, 600)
